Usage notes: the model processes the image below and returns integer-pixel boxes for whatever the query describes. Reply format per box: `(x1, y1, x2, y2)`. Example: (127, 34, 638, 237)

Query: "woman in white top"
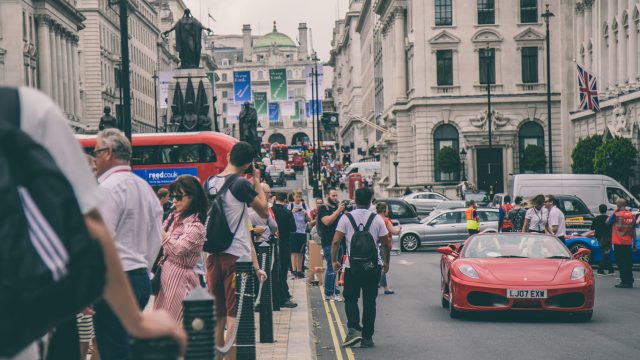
(523, 195, 548, 233)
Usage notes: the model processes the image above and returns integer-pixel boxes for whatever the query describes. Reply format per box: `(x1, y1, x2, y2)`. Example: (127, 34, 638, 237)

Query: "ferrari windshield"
(463, 234, 571, 259)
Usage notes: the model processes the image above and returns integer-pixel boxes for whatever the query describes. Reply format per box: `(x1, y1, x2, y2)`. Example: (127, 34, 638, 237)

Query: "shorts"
(206, 253, 239, 318)
(290, 233, 307, 253)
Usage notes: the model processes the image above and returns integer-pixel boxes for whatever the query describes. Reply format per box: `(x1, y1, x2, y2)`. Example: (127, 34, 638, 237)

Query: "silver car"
(397, 208, 499, 252)
(402, 192, 449, 215)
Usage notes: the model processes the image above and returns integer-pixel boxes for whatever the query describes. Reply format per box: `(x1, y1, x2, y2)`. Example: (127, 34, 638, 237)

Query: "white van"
(509, 174, 639, 213)
(344, 161, 380, 178)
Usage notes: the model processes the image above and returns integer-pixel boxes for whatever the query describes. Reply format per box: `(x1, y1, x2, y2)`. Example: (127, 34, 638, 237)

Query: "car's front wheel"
(401, 234, 420, 252)
(448, 280, 461, 319)
(569, 243, 591, 263)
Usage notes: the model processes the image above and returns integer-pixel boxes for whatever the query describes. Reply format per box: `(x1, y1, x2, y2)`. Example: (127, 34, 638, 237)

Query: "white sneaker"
(331, 294, 343, 302)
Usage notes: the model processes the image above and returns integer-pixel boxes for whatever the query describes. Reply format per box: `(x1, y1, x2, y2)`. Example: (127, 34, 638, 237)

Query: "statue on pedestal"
(99, 106, 118, 130)
(162, 9, 212, 69)
(239, 102, 260, 155)
(169, 77, 212, 132)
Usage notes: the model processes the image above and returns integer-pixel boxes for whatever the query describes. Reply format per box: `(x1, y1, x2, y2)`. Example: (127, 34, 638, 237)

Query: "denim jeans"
(94, 270, 151, 360)
(323, 245, 343, 297)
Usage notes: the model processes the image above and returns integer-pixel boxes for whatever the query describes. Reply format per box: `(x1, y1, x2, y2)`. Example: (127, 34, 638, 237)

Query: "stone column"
(576, 3, 585, 64)
(584, 1, 593, 70)
(619, 3, 628, 86)
(629, 0, 639, 85)
(66, 36, 74, 116)
(36, 15, 52, 96)
(608, 0, 618, 90)
(394, 8, 407, 100)
(72, 36, 81, 118)
(55, 28, 64, 111)
(49, 23, 58, 104)
(62, 32, 71, 113)
(505, 145, 514, 183)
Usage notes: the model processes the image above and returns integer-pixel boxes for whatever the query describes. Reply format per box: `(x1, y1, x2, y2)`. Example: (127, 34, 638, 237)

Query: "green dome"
(254, 21, 297, 49)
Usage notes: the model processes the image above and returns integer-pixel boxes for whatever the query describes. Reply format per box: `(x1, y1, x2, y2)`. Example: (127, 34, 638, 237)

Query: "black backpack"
(345, 213, 379, 272)
(0, 87, 106, 356)
(203, 174, 244, 253)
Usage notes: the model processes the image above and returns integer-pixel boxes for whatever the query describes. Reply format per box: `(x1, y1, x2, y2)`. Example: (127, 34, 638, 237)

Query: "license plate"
(507, 289, 547, 299)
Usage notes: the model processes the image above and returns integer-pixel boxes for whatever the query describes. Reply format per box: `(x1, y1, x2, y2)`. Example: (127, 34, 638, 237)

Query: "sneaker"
(596, 270, 605, 275)
(331, 294, 343, 302)
(384, 290, 395, 295)
(281, 300, 298, 308)
(360, 338, 375, 348)
(614, 283, 633, 288)
(342, 328, 362, 347)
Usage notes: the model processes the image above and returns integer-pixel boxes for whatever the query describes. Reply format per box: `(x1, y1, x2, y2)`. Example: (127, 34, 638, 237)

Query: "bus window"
(201, 145, 217, 162)
(132, 146, 157, 165)
(133, 145, 217, 165)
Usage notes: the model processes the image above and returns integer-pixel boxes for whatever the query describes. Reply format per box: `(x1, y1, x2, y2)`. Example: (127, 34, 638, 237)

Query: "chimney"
(298, 23, 309, 61)
(242, 24, 252, 62)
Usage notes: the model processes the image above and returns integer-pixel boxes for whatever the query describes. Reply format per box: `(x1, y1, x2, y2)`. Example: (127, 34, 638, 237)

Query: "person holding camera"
(317, 188, 346, 301)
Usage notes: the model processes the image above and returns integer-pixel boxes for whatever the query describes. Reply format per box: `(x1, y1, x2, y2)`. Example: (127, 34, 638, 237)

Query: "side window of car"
(390, 203, 409, 218)
(479, 211, 499, 222)
(435, 212, 459, 224)
(562, 199, 578, 215)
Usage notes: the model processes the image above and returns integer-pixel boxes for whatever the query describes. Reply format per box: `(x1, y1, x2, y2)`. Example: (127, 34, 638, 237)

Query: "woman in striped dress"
(153, 175, 208, 322)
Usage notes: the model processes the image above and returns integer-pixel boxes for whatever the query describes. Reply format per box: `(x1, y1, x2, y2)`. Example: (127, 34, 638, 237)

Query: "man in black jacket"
(271, 192, 298, 308)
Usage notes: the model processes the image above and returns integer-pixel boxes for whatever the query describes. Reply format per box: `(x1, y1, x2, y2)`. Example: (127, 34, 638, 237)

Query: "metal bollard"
(257, 242, 274, 343)
(235, 260, 256, 360)
(130, 337, 179, 360)
(183, 287, 216, 359)
(270, 238, 281, 311)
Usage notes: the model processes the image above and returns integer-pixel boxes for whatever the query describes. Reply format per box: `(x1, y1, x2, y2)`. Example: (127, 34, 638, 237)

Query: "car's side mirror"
(437, 246, 454, 256)
(573, 248, 591, 260)
(428, 220, 438, 226)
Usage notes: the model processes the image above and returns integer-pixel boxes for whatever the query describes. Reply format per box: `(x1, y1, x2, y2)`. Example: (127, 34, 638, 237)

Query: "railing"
(269, 121, 285, 128)
(431, 85, 460, 94)
(292, 121, 307, 128)
(517, 83, 546, 92)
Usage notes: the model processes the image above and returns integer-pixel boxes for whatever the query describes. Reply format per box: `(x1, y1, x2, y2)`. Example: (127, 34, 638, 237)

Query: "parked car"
(463, 191, 490, 207)
(565, 229, 640, 266)
(434, 200, 467, 211)
(375, 198, 421, 225)
(396, 208, 499, 252)
(402, 192, 449, 215)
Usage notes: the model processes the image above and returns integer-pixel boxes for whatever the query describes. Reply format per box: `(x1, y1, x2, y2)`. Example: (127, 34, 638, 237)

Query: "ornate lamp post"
(459, 148, 467, 181)
(393, 160, 400, 187)
(256, 122, 265, 143)
(541, 4, 555, 173)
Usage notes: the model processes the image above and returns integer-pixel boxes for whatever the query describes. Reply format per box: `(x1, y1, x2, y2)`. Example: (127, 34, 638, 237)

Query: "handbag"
(151, 214, 175, 296)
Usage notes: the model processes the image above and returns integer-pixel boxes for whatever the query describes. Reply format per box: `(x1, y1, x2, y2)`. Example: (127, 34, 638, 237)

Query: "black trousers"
(614, 244, 634, 285)
(279, 241, 292, 302)
(343, 266, 381, 339)
(598, 239, 614, 272)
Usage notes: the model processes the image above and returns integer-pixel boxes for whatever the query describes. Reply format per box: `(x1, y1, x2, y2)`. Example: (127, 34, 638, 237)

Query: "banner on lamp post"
(233, 71, 252, 102)
(254, 92, 268, 120)
(269, 68, 288, 101)
(159, 71, 171, 109)
(304, 65, 324, 100)
(268, 102, 280, 122)
(306, 100, 322, 118)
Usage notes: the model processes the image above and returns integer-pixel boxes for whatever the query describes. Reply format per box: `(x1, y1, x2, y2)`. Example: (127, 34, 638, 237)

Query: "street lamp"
(459, 148, 467, 181)
(256, 122, 265, 142)
(541, 3, 555, 173)
(152, 70, 159, 132)
(393, 160, 400, 187)
(481, 43, 493, 149)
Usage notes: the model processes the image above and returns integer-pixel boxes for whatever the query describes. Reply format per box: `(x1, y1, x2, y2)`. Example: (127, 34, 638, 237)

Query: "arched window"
(518, 121, 544, 173)
(433, 124, 459, 181)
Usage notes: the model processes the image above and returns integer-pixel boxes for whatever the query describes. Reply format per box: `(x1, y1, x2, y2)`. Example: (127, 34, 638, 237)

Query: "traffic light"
(321, 112, 339, 130)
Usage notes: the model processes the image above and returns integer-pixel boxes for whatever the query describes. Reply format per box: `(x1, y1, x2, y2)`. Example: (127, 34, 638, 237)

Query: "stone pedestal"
(167, 68, 214, 131)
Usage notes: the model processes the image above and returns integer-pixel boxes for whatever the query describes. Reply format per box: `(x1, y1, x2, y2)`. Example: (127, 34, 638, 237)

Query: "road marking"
(330, 298, 356, 360)
(397, 259, 414, 265)
(321, 289, 344, 360)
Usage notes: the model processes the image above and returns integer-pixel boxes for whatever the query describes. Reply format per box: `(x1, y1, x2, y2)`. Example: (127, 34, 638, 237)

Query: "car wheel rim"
(402, 235, 418, 251)
(448, 281, 454, 313)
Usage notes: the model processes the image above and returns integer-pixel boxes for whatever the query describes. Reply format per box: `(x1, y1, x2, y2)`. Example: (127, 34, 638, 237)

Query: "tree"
(437, 146, 461, 175)
(571, 134, 603, 174)
(593, 137, 638, 184)
(521, 144, 546, 173)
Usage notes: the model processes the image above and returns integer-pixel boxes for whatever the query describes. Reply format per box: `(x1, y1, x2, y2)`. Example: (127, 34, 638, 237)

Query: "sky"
(183, 0, 349, 62)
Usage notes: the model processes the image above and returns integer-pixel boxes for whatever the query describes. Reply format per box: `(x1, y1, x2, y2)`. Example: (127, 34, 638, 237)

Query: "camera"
(341, 200, 353, 212)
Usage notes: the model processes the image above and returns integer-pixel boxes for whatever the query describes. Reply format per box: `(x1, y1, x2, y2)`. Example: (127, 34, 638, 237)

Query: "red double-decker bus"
(77, 132, 237, 186)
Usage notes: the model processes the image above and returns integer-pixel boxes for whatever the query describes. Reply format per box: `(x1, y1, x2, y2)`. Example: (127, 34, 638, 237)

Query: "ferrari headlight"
(459, 265, 479, 279)
(571, 266, 587, 280)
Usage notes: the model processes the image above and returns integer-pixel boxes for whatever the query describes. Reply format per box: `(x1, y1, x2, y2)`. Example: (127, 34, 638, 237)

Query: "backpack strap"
(363, 213, 377, 232)
(345, 212, 359, 231)
(0, 87, 20, 129)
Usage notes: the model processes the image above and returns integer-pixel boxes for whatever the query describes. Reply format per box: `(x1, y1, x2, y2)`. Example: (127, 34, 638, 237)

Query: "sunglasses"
(92, 147, 109, 156)
(172, 193, 189, 201)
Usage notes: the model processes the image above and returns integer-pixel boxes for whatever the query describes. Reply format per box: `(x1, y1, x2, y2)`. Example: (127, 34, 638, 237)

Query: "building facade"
(0, 0, 85, 130)
(332, 0, 567, 196)
(211, 22, 316, 146)
(567, 0, 640, 187)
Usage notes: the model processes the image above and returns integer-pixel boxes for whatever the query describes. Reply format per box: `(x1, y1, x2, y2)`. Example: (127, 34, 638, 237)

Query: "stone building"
(332, 0, 567, 196)
(0, 0, 85, 130)
(210, 22, 317, 146)
(78, 0, 161, 132)
(567, 0, 640, 187)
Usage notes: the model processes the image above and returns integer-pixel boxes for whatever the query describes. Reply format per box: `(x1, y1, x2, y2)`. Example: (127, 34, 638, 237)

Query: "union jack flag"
(577, 64, 600, 112)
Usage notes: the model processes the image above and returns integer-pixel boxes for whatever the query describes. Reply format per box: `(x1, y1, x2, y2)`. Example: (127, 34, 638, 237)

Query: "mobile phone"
(244, 162, 254, 175)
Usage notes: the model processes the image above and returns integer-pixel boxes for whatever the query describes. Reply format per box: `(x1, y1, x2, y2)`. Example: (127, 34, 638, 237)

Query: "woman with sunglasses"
(153, 175, 208, 322)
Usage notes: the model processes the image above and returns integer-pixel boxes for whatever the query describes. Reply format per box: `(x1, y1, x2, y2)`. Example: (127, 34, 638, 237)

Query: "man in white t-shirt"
(1, 87, 184, 360)
(331, 188, 389, 349)
(544, 195, 567, 243)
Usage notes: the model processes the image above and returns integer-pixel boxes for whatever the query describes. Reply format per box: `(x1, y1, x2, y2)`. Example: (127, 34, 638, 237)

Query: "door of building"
(476, 148, 504, 194)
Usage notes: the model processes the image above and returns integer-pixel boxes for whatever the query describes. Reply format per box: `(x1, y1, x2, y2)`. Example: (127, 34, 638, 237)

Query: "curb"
(285, 279, 316, 359)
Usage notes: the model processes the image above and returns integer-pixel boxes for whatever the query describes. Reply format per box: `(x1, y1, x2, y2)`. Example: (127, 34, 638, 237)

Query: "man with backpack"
(498, 195, 514, 232)
(508, 196, 527, 232)
(0, 87, 185, 360)
(204, 141, 268, 360)
(331, 188, 389, 348)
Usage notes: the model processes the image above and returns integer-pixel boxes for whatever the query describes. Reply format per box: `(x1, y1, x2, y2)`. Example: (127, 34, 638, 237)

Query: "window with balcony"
(521, 47, 538, 83)
(435, 0, 453, 26)
(479, 48, 496, 85)
(436, 50, 453, 86)
(477, 0, 495, 25)
(521, 0, 538, 23)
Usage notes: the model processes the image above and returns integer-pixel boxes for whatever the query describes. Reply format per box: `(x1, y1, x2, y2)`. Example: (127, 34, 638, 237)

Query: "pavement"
(256, 278, 315, 360)
(311, 251, 640, 360)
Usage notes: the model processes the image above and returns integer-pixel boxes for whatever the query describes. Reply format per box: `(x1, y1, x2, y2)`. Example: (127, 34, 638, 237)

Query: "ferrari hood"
(466, 259, 564, 283)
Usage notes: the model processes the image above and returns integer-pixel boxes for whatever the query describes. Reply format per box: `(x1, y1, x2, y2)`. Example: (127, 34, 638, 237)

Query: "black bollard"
(235, 259, 256, 360)
(130, 337, 179, 360)
(257, 242, 274, 343)
(183, 287, 216, 359)
(270, 238, 281, 311)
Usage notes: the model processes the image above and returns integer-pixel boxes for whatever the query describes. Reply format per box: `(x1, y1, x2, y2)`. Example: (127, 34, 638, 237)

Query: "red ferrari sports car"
(438, 233, 594, 321)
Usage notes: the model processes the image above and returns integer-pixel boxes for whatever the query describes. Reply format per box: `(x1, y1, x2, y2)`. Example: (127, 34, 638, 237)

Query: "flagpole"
(542, 4, 555, 174)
